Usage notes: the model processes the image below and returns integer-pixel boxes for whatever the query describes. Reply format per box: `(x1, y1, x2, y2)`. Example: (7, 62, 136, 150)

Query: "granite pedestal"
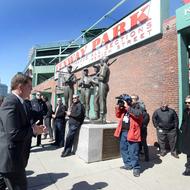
(74, 123, 120, 163)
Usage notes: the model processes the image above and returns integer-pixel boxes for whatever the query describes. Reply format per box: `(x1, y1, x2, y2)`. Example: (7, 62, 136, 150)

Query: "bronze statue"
(62, 65, 77, 110)
(97, 56, 110, 124)
(78, 68, 92, 119)
(90, 64, 100, 120)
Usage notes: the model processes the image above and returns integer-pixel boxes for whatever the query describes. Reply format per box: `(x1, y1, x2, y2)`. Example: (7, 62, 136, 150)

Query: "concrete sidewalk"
(26, 140, 189, 190)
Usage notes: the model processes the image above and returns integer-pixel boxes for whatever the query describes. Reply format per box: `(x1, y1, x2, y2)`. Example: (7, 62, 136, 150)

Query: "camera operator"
(114, 94, 143, 177)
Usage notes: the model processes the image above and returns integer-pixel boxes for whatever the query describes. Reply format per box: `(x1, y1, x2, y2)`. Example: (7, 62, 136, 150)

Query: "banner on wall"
(55, 0, 161, 78)
(183, 0, 190, 4)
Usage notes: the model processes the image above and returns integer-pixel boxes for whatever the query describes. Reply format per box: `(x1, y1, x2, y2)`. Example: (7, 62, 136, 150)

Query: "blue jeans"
(120, 131, 140, 169)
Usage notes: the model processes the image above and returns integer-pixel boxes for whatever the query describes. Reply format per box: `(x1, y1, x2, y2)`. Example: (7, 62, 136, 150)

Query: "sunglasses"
(185, 102, 190, 105)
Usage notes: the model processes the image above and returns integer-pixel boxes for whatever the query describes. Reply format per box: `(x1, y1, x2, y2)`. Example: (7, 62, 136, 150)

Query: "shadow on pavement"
(140, 146, 162, 173)
(26, 170, 34, 176)
(71, 181, 108, 190)
(30, 144, 63, 153)
(28, 172, 68, 189)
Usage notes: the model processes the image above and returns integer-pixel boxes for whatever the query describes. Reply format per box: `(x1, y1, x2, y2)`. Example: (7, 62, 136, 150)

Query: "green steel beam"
(33, 65, 55, 74)
(35, 54, 69, 60)
(161, 0, 170, 30)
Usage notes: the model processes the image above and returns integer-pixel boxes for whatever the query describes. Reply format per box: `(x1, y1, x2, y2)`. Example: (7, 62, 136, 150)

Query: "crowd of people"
(0, 70, 190, 189)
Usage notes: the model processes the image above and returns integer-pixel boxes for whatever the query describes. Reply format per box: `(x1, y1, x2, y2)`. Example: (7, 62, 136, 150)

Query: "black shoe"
(160, 151, 167, 157)
(61, 151, 71, 158)
(171, 152, 179, 159)
(133, 169, 140, 177)
(144, 157, 149, 162)
(182, 170, 190, 176)
(51, 142, 58, 146)
(120, 165, 133, 170)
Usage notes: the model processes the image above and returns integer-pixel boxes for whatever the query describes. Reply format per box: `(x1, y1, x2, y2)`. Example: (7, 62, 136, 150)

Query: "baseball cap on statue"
(93, 64, 100, 69)
(102, 56, 109, 63)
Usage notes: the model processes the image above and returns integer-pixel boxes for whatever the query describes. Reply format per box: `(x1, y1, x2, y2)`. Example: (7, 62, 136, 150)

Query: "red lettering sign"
(130, 5, 150, 29)
(102, 32, 110, 45)
(113, 22, 126, 39)
(183, 0, 190, 4)
(92, 38, 101, 51)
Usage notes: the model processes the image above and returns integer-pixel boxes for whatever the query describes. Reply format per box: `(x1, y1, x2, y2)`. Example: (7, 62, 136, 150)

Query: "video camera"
(115, 94, 132, 107)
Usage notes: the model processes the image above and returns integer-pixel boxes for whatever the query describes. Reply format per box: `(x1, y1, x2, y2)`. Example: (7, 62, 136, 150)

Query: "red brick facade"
(34, 17, 179, 144)
(106, 17, 178, 144)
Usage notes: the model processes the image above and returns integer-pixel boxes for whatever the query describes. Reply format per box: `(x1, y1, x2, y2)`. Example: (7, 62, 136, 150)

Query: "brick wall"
(106, 17, 178, 144)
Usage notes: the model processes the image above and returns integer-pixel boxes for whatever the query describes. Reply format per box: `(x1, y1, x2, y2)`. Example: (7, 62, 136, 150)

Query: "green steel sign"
(176, 3, 190, 31)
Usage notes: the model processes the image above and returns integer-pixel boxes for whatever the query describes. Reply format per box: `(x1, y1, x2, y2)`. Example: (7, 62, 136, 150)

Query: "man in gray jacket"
(152, 101, 179, 158)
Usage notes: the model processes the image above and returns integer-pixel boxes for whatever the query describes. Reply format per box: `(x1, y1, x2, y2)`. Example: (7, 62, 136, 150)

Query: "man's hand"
(42, 126, 48, 134)
(32, 125, 47, 135)
(124, 101, 130, 109)
(66, 111, 71, 116)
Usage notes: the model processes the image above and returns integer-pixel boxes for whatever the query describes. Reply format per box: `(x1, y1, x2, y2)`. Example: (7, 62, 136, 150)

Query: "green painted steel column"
(161, 0, 170, 25)
(177, 32, 189, 124)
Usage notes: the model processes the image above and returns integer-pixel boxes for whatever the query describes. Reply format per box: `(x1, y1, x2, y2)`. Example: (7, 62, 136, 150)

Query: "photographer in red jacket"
(114, 94, 143, 177)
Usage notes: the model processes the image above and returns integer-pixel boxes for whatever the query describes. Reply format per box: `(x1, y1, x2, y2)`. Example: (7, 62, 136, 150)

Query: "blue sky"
(0, 0, 182, 88)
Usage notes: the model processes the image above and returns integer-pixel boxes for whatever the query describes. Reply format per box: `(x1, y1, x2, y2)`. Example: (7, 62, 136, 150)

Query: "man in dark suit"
(0, 73, 46, 190)
(0, 96, 4, 106)
(52, 97, 66, 147)
(0, 96, 6, 190)
(31, 91, 47, 147)
(43, 96, 53, 141)
(61, 94, 85, 157)
(181, 95, 190, 176)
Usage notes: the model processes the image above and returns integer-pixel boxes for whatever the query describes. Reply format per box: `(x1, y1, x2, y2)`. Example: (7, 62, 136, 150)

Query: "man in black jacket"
(0, 73, 46, 190)
(152, 101, 179, 158)
(52, 97, 66, 147)
(31, 91, 47, 147)
(0, 96, 3, 106)
(139, 105, 150, 161)
(61, 94, 85, 157)
(180, 95, 190, 176)
(0, 96, 6, 190)
(23, 98, 34, 168)
(43, 96, 53, 141)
